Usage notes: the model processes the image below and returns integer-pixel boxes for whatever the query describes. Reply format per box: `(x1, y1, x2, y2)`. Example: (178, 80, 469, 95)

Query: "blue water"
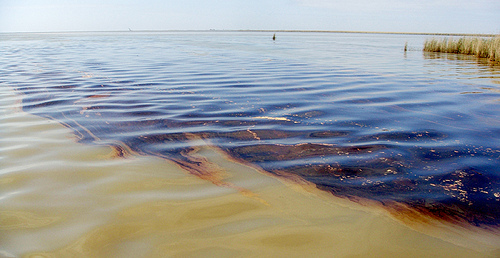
(1, 31, 500, 227)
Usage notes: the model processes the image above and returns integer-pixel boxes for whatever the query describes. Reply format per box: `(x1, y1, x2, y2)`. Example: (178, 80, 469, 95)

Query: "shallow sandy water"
(1, 86, 498, 257)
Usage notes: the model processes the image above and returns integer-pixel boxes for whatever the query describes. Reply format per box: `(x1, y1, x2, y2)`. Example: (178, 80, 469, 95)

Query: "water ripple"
(2, 32, 500, 228)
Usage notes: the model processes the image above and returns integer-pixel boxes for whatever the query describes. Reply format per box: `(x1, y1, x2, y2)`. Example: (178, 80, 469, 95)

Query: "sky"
(0, 0, 499, 34)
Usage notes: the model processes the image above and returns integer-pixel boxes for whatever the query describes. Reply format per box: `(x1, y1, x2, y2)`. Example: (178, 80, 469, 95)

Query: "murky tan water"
(2, 85, 499, 257)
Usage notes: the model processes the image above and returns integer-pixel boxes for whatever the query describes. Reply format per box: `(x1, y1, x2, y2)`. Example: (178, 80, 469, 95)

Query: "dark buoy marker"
(273, 33, 276, 41)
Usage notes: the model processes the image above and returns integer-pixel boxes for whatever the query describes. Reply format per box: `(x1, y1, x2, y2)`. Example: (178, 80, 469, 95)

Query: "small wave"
(3, 32, 500, 230)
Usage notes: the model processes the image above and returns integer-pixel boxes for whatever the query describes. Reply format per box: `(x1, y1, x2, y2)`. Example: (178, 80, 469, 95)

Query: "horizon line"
(0, 29, 497, 37)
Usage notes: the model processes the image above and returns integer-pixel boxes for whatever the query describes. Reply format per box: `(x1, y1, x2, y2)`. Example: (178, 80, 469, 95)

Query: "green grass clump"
(424, 36, 500, 62)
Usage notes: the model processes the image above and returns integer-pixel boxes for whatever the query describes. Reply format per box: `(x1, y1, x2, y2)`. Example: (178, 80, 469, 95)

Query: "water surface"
(1, 32, 500, 256)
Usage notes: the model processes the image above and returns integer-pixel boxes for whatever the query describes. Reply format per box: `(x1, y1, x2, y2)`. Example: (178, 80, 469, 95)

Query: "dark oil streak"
(10, 60, 500, 230)
(56, 113, 500, 228)
(18, 95, 500, 229)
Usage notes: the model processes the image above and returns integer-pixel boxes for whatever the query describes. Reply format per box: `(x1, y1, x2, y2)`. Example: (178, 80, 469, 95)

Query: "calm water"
(1, 32, 500, 257)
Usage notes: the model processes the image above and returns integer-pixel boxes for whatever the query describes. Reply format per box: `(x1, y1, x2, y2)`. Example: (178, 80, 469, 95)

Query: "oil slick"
(12, 91, 500, 254)
(14, 76, 500, 234)
(0, 98, 497, 256)
(2, 31, 500, 256)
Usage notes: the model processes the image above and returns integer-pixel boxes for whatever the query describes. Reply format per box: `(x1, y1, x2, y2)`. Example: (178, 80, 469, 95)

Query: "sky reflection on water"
(2, 32, 500, 229)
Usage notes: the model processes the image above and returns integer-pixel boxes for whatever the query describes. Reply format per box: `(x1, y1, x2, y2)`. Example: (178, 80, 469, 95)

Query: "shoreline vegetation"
(424, 36, 500, 62)
(3, 29, 498, 62)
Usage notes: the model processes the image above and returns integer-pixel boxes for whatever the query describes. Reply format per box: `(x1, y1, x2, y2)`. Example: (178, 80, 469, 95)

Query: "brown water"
(0, 81, 497, 258)
(2, 32, 500, 257)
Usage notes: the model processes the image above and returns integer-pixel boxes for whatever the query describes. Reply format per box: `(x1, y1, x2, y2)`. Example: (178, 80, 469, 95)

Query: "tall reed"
(423, 36, 500, 62)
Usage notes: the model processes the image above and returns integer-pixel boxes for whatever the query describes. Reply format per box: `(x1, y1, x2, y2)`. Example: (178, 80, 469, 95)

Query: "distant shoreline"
(234, 30, 498, 37)
(1, 29, 497, 37)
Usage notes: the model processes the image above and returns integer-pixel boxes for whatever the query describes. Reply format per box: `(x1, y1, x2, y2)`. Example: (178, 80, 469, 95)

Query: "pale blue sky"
(1, 0, 499, 34)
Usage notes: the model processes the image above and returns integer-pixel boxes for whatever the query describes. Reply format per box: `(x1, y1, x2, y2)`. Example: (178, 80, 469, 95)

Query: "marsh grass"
(424, 36, 500, 62)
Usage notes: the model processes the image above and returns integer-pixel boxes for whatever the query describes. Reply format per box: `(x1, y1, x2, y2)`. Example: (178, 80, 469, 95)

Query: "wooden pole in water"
(273, 33, 276, 41)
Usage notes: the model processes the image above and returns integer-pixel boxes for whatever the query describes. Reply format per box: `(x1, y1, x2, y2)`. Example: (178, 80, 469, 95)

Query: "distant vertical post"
(273, 33, 276, 41)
